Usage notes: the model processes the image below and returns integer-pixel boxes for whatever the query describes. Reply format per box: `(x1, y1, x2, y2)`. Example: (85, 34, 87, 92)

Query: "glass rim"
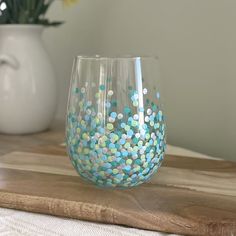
(76, 54, 159, 60)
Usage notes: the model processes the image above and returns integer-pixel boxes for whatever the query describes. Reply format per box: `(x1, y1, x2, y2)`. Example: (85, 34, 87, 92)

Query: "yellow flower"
(63, 0, 79, 6)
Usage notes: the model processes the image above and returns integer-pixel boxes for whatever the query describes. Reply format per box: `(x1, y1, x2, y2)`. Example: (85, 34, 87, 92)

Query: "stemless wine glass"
(66, 55, 166, 188)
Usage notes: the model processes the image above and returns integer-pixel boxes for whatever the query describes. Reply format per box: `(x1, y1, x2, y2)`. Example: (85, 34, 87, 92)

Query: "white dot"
(0, 2, 7, 11)
(97, 112, 102, 118)
(108, 117, 115, 123)
(143, 88, 148, 94)
(108, 90, 114, 96)
(145, 116, 150, 122)
(133, 114, 139, 120)
(117, 113, 123, 119)
(156, 92, 160, 99)
(147, 108, 152, 115)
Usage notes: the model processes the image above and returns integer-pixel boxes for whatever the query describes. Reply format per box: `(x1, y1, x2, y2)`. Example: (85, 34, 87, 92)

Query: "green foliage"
(0, 0, 63, 26)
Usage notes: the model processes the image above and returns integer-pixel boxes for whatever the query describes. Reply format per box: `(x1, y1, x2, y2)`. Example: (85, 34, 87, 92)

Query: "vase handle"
(0, 54, 20, 70)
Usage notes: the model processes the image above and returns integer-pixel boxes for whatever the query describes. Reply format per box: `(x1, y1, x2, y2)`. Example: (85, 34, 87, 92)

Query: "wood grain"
(0, 125, 236, 236)
(0, 152, 235, 235)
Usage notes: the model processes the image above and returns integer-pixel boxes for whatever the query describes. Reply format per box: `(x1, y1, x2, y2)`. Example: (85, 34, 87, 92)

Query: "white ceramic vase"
(0, 25, 57, 134)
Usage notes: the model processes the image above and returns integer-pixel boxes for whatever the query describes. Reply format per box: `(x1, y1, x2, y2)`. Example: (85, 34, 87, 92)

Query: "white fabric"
(0, 145, 221, 236)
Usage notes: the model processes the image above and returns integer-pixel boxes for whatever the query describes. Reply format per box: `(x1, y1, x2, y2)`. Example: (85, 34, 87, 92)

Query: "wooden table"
(0, 122, 235, 236)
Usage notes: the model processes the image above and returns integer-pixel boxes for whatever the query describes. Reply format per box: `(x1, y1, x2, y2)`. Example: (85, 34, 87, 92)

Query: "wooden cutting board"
(0, 149, 235, 236)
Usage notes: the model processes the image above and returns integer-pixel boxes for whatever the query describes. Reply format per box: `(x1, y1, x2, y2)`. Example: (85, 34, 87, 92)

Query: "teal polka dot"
(124, 106, 131, 114)
(99, 84, 105, 91)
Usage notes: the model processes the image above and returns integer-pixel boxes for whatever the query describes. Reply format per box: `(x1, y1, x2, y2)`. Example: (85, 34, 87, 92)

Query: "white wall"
(44, 0, 236, 160)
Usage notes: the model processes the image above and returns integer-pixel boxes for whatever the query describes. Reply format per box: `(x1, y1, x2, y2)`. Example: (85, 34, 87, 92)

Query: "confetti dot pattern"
(67, 83, 166, 188)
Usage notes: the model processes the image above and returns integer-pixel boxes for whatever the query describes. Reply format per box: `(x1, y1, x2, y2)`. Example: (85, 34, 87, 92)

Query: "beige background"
(44, 0, 236, 160)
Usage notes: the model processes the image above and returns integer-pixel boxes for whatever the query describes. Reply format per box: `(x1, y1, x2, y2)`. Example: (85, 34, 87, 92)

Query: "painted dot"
(156, 92, 160, 99)
(111, 148, 117, 153)
(121, 123, 126, 128)
(74, 88, 79, 93)
(124, 107, 131, 114)
(122, 150, 128, 157)
(99, 84, 105, 91)
(115, 152, 121, 157)
(133, 94, 139, 100)
(145, 116, 150, 122)
(111, 100, 117, 107)
(108, 90, 114, 96)
(143, 88, 148, 94)
(147, 108, 152, 115)
(124, 125, 130, 131)
(142, 124, 147, 129)
(126, 159, 133, 165)
(108, 117, 115, 123)
(133, 114, 139, 120)
(123, 165, 131, 171)
(110, 112, 117, 118)
(108, 143, 115, 149)
(124, 142, 130, 148)
(113, 169, 119, 174)
(131, 120, 138, 127)
(118, 113, 123, 119)
(135, 133, 141, 138)
(119, 139, 126, 145)
(97, 112, 102, 119)
(127, 130, 134, 137)
(105, 102, 111, 108)
(133, 101, 138, 107)
(107, 123, 114, 130)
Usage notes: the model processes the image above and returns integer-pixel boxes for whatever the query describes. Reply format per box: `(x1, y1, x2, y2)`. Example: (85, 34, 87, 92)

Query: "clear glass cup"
(66, 55, 166, 188)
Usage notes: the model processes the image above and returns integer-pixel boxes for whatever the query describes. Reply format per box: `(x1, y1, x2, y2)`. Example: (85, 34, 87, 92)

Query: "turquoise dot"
(132, 137, 139, 144)
(99, 84, 105, 91)
(110, 112, 117, 118)
(109, 143, 115, 149)
(119, 139, 126, 145)
(124, 106, 131, 114)
(74, 87, 79, 93)
(127, 130, 134, 137)
(142, 124, 147, 129)
(111, 100, 117, 107)
(122, 151, 128, 157)
(115, 152, 121, 157)
(152, 104, 157, 111)
(121, 123, 126, 128)
(123, 165, 131, 171)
